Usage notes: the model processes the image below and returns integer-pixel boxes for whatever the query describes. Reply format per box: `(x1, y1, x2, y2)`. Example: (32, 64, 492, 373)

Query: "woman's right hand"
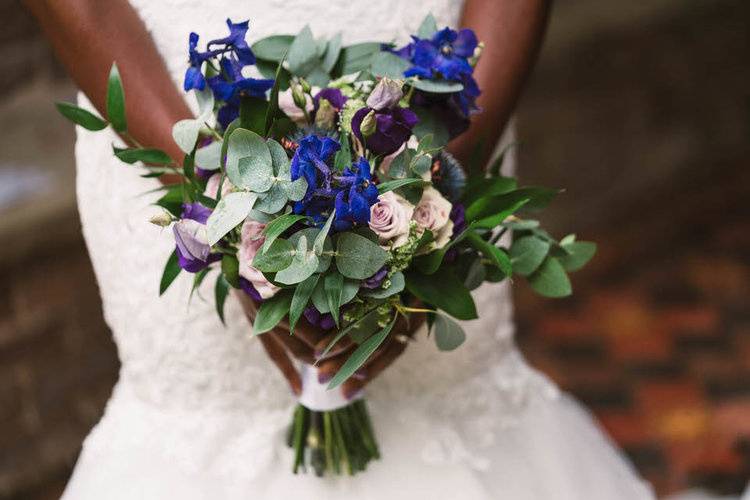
(236, 292, 424, 400)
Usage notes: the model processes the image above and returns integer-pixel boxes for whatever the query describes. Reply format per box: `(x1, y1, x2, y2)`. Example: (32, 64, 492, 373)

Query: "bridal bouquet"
(56, 14, 595, 476)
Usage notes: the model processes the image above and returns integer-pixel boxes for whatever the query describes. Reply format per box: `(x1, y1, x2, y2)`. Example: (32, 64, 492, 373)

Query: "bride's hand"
(236, 292, 425, 399)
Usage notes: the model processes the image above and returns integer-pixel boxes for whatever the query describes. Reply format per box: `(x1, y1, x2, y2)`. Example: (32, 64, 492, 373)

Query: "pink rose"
(413, 187, 454, 250)
(369, 191, 414, 248)
(237, 220, 280, 299)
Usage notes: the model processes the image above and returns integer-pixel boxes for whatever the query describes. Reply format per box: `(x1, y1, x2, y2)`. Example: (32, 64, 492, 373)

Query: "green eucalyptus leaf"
(417, 13, 438, 38)
(290, 228, 332, 273)
(239, 96, 268, 135)
(558, 241, 597, 272)
(159, 250, 181, 296)
(172, 118, 202, 154)
(405, 268, 478, 320)
(289, 274, 320, 333)
(275, 235, 319, 284)
(335, 232, 389, 280)
(322, 33, 342, 73)
(462, 176, 517, 205)
(266, 138, 291, 175)
(334, 132, 352, 171)
(206, 191, 257, 245)
(262, 214, 310, 253)
(253, 183, 288, 213)
(413, 107, 449, 148)
(327, 316, 397, 389)
(225, 129, 274, 191)
(510, 235, 550, 276)
(370, 51, 411, 79)
(284, 178, 308, 201)
(253, 238, 295, 272)
(107, 63, 127, 132)
(464, 259, 486, 290)
(55, 102, 108, 131)
(414, 224, 474, 275)
(252, 35, 294, 61)
(220, 119, 240, 167)
(253, 290, 293, 335)
(410, 79, 463, 93)
(314, 211, 335, 255)
(433, 313, 466, 351)
(287, 26, 319, 76)
(335, 42, 381, 75)
(528, 257, 572, 298)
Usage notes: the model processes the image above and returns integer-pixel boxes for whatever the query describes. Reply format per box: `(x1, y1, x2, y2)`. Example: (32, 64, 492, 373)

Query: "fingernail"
(318, 371, 332, 384)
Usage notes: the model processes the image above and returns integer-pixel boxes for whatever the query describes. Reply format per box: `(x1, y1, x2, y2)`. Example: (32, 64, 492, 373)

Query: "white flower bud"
(149, 211, 174, 227)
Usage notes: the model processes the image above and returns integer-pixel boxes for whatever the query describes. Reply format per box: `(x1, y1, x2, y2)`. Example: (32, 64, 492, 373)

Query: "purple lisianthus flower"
(239, 276, 262, 302)
(333, 157, 379, 231)
(303, 306, 336, 331)
(172, 203, 220, 273)
(290, 135, 341, 206)
(351, 106, 418, 156)
(362, 266, 388, 289)
(314, 88, 348, 112)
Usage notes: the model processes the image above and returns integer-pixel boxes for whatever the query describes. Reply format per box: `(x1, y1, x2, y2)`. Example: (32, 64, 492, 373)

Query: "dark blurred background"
(0, 0, 748, 498)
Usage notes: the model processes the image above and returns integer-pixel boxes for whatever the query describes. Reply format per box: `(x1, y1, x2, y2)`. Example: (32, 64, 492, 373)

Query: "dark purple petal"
(175, 245, 221, 273)
(181, 203, 213, 224)
(362, 266, 388, 289)
(239, 277, 262, 302)
(314, 88, 348, 111)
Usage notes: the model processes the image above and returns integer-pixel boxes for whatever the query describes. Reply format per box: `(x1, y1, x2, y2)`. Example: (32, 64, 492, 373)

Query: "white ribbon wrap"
(297, 364, 361, 412)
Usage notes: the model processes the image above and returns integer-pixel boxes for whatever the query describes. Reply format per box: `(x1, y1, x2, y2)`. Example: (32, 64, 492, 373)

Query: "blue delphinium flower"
(290, 135, 340, 222)
(333, 157, 379, 231)
(183, 19, 274, 128)
(392, 27, 480, 116)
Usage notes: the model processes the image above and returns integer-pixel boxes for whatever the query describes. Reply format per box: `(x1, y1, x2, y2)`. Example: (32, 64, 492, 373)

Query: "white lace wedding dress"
(63, 1, 656, 498)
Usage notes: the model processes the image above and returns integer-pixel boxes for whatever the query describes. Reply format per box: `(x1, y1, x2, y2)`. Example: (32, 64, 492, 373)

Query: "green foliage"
(412, 107, 449, 148)
(276, 235, 319, 284)
(311, 278, 359, 313)
(377, 178, 425, 194)
(409, 79, 463, 93)
(327, 316, 397, 390)
(321, 33, 342, 73)
(462, 176, 516, 205)
(290, 228, 333, 273)
(324, 272, 345, 327)
(262, 214, 309, 253)
(225, 129, 273, 190)
(287, 26, 319, 76)
(113, 147, 172, 165)
(334, 42, 381, 76)
(107, 64, 127, 132)
(414, 224, 473, 275)
(240, 96, 269, 134)
(510, 235, 550, 276)
(417, 13, 438, 38)
(252, 35, 294, 61)
(253, 290, 294, 335)
(221, 254, 240, 288)
(334, 132, 352, 171)
(433, 313, 466, 351)
(154, 185, 183, 217)
(159, 250, 181, 296)
(253, 238, 295, 272)
(466, 232, 512, 277)
(527, 257, 572, 298)
(335, 233, 389, 280)
(288, 274, 320, 333)
(370, 52, 410, 79)
(558, 241, 597, 272)
(55, 102, 108, 131)
(405, 268, 477, 320)
(206, 191, 257, 245)
(214, 274, 230, 325)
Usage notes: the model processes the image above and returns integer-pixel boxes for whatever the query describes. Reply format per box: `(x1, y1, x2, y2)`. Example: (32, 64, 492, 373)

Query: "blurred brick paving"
(515, 165, 750, 496)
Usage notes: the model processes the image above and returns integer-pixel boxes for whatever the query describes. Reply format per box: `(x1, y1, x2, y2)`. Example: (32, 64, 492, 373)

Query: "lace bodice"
(74, 0, 558, 475)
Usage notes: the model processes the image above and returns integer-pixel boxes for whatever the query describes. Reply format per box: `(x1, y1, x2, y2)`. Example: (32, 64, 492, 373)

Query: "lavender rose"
(413, 187, 454, 250)
(368, 191, 414, 248)
(237, 220, 280, 299)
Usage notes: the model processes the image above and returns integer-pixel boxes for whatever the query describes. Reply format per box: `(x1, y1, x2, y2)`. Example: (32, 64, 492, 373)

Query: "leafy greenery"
(253, 290, 294, 335)
(433, 313, 466, 351)
(159, 250, 181, 296)
(206, 191, 257, 245)
(335, 232, 389, 280)
(288, 274, 320, 333)
(558, 241, 597, 272)
(106, 64, 127, 132)
(405, 268, 477, 320)
(214, 274, 230, 325)
(55, 102, 108, 131)
(527, 257, 572, 298)
(327, 316, 397, 390)
(113, 147, 172, 165)
(510, 235, 550, 276)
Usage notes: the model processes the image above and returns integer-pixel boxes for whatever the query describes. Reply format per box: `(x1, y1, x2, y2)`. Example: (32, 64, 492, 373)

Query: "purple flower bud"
(362, 266, 389, 289)
(366, 78, 403, 110)
(351, 106, 418, 156)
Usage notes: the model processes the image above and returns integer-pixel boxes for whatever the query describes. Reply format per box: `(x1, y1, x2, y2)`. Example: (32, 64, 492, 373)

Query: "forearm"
(451, 0, 550, 170)
(24, 0, 192, 163)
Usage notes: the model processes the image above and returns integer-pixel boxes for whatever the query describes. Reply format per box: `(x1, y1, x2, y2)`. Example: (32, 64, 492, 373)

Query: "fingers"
(341, 338, 408, 399)
(269, 330, 316, 364)
(258, 333, 302, 396)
